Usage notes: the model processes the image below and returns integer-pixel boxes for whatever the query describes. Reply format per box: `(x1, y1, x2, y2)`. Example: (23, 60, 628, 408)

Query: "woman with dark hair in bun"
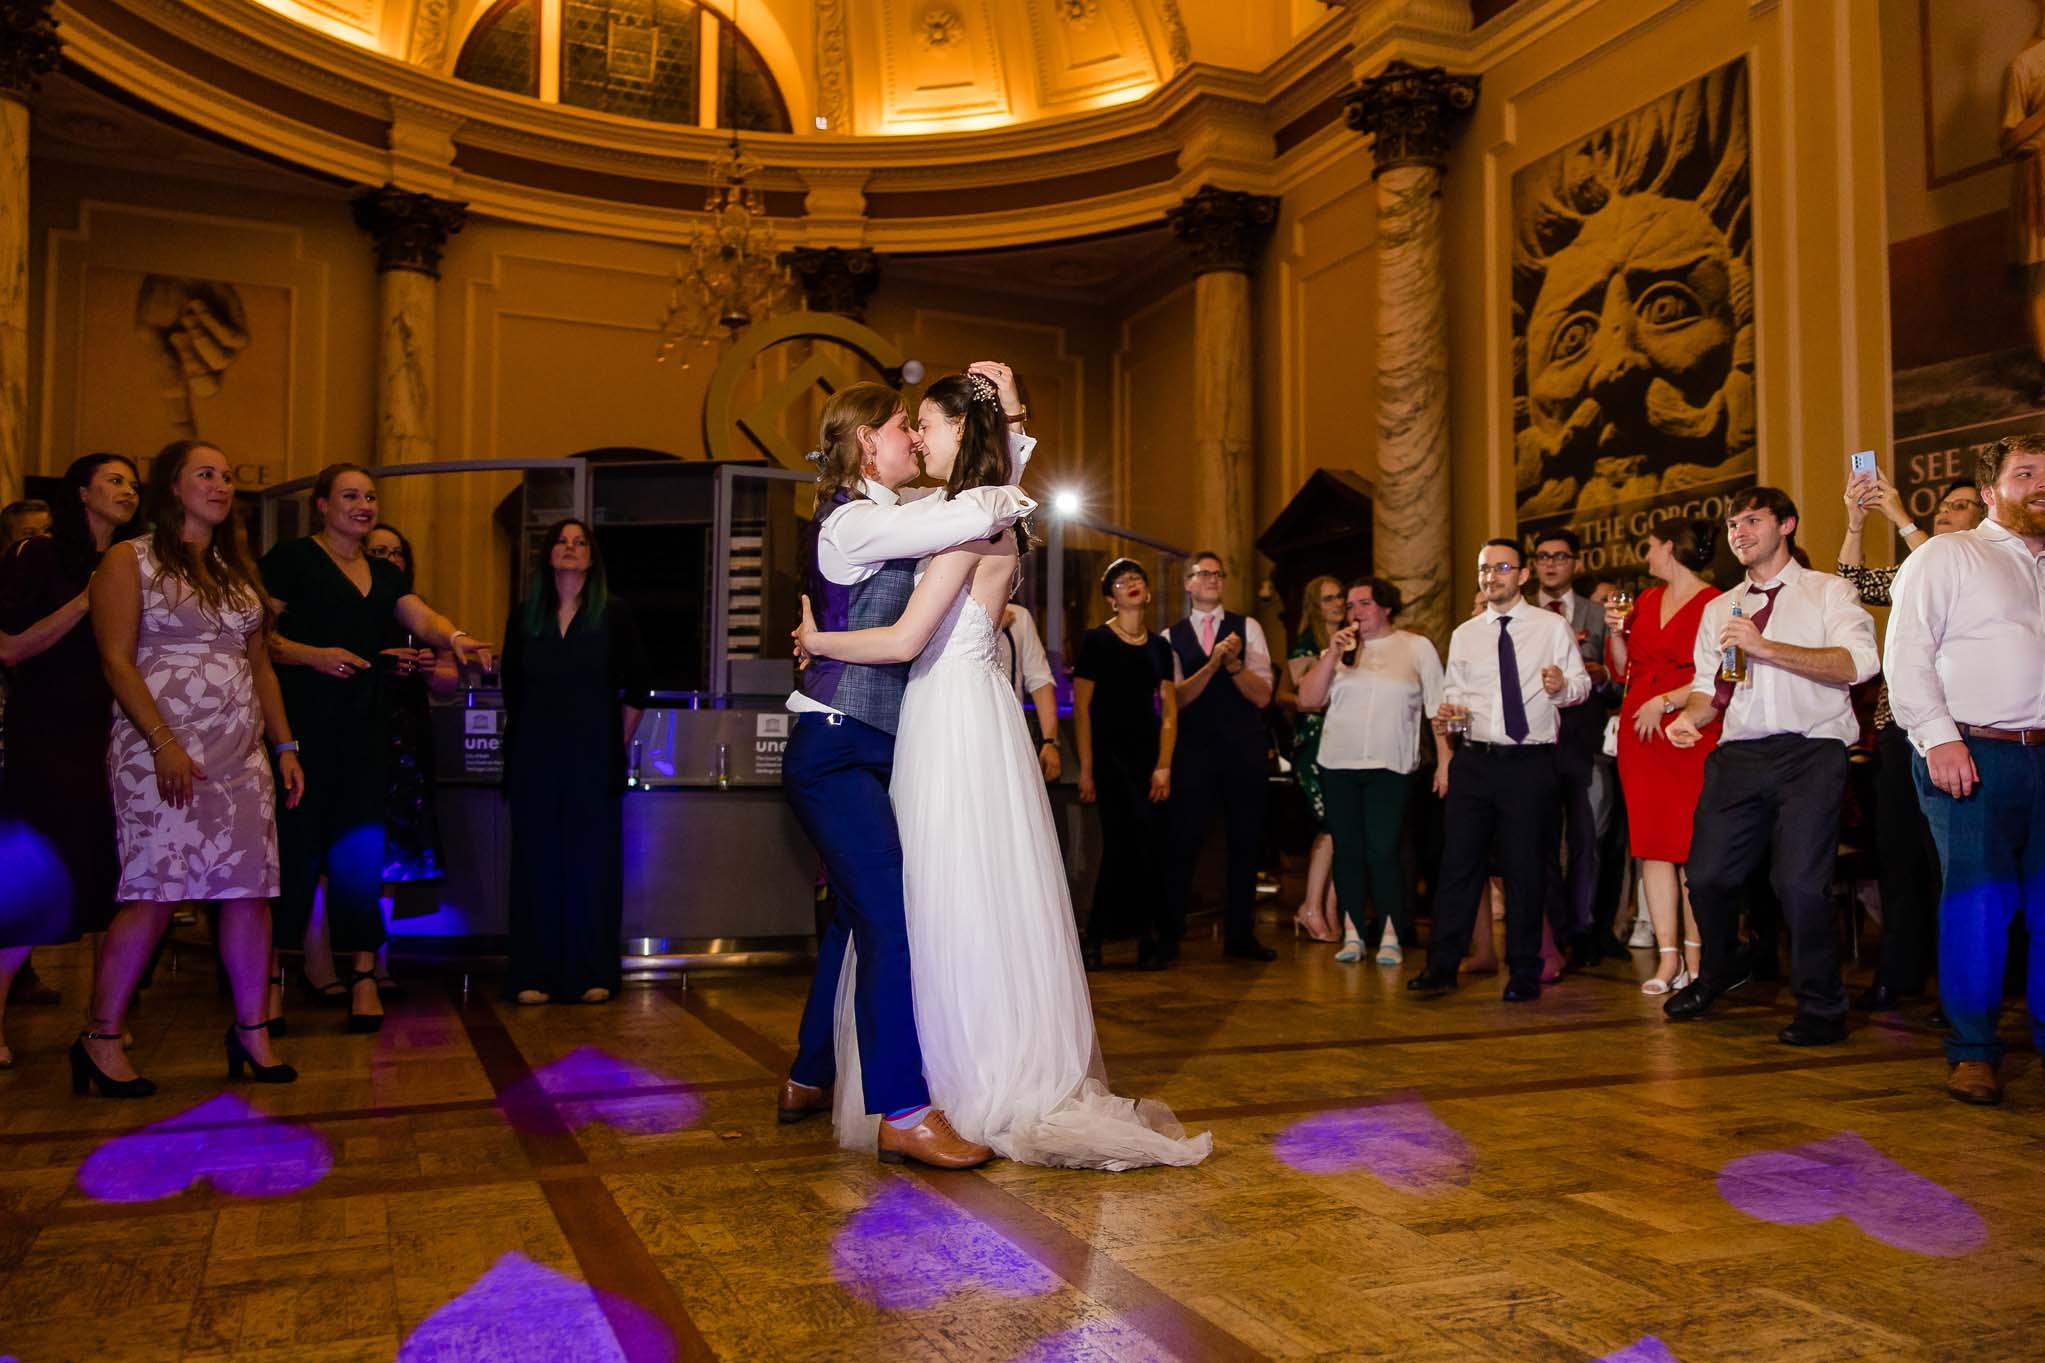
(1604, 514, 1721, 994)
(1071, 557, 1178, 970)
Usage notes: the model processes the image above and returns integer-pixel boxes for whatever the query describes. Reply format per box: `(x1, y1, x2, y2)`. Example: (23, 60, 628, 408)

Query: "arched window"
(452, 0, 790, 132)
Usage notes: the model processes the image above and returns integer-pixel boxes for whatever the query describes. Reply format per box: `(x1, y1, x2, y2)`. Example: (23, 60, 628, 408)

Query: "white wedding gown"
(829, 574, 1212, 1171)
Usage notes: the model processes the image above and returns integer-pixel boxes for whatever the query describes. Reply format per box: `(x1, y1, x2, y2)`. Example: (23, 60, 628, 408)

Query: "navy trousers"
(784, 713, 930, 1116)
(1914, 737, 2045, 1066)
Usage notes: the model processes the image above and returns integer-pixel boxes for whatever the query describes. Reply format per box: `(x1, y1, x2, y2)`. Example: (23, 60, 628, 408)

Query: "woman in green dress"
(261, 465, 491, 1033)
(501, 519, 649, 1005)
(1276, 575, 1346, 942)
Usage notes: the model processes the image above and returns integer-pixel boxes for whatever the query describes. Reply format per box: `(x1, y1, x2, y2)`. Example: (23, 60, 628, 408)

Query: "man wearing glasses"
(1526, 528, 1621, 967)
(1409, 538, 1590, 1001)
(1162, 552, 1276, 965)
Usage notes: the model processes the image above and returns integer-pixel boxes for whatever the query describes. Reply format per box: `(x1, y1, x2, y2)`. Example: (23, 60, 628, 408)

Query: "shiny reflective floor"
(0, 925, 2039, 1363)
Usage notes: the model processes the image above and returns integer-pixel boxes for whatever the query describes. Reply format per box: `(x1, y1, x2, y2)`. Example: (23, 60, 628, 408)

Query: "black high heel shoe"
(70, 1031, 156, 1099)
(345, 969, 384, 1035)
(226, 1020, 298, 1083)
(297, 971, 348, 1008)
(264, 972, 288, 1037)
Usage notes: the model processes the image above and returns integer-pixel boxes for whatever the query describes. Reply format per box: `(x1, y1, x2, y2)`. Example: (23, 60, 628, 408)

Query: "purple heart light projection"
(830, 1179, 1058, 1310)
(1593, 1338, 1682, 1363)
(398, 1252, 672, 1363)
(1716, 1131, 1986, 1257)
(76, 1094, 332, 1203)
(1272, 1099, 1475, 1190)
(500, 1046, 704, 1135)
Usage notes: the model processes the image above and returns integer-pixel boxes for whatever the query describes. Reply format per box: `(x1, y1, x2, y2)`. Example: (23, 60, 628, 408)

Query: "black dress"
(0, 537, 117, 944)
(1074, 625, 1175, 947)
(260, 536, 407, 954)
(501, 595, 649, 999)
(381, 627, 444, 885)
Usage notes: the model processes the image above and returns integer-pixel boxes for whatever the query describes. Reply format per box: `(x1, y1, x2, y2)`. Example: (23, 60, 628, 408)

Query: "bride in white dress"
(797, 370, 1210, 1172)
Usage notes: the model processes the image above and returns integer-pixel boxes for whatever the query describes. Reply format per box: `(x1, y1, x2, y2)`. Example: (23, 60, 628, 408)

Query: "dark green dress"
(1288, 630, 1328, 827)
(501, 595, 649, 999)
(261, 536, 407, 953)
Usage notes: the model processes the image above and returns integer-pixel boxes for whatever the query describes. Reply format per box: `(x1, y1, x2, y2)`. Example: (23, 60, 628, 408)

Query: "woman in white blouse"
(1296, 578, 1450, 964)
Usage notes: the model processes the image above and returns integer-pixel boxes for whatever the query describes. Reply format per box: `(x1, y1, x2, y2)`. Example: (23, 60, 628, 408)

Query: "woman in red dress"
(1606, 516, 1720, 994)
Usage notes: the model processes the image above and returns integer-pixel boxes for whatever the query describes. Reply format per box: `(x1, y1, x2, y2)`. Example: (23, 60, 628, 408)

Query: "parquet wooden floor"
(1, 927, 2040, 1363)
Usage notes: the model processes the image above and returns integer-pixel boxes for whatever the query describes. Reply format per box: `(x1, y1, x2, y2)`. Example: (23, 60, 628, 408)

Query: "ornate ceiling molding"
(49, 0, 1388, 250)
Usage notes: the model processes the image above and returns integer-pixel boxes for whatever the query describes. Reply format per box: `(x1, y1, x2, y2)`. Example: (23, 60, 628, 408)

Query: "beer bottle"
(1719, 602, 1747, 684)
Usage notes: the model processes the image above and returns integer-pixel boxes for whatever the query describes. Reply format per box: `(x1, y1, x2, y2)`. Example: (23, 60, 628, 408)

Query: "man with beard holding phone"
(1885, 436, 2045, 1105)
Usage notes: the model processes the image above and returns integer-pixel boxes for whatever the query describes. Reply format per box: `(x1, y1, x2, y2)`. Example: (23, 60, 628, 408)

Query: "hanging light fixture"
(655, 0, 793, 365)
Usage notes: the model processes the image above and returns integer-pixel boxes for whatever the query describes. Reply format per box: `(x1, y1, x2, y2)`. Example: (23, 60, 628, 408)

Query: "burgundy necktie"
(1709, 584, 1783, 711)
(1546, 600, 1567, 618)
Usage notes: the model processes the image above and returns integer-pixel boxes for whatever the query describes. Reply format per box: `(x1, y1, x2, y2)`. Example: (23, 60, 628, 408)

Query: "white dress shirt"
(995, 605, 1055, 704)
(1885, 518, 2045, 752)
(815, 432, 1037, 585)
(790, 432, 1038, 717)
(1315, 630, 1445, 773)
(1442, 599, 1590, 745)
(1169, 606, 1271, 683)
(1686, 558, 1880, 745)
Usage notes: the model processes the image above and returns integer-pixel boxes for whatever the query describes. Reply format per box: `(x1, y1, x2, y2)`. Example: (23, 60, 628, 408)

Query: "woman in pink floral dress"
(77, 441, 305, 1097)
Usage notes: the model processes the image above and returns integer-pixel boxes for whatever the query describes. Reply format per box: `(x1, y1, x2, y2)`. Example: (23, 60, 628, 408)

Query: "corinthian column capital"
(0, 0, 61, 102)
(1166, 185, 1279, 277)
(779, 247, 882, 320)
(1342, 60, 1479, 178)
(352, 184, 468, 279)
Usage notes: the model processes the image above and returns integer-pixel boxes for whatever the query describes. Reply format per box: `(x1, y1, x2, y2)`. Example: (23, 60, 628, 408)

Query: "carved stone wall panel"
(877, 0, 1012, 126)
(1026, 0, 1163, 111)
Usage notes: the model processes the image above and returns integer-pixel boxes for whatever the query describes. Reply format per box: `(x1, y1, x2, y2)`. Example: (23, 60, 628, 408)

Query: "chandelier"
(654, 0, 792, 365)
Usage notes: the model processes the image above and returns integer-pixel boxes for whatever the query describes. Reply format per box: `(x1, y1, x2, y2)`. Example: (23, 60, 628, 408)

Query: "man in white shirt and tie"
(1885, 435, 2045, 1105)
(1408, 538, 1590, 1002)
(1662, 488, 1880, 1045)
(1162, 551, 1276, 964)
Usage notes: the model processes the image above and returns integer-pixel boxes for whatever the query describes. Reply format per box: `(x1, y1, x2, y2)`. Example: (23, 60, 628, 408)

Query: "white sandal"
(1641, 946, 1681, 995)
(1334, 937, 1364, 964)
(1672, 939, 1702, 992)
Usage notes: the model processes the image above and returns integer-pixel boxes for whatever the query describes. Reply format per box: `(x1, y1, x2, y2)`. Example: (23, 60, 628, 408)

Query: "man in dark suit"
(1161, 551, 1276, 965)
(1527, 529, 1619, 966)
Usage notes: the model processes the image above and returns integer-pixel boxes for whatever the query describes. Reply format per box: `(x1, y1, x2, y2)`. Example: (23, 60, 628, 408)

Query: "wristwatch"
(1038, 738, 1058, 749)
(273, 740, 301, 754)
(1005, 406, 1028, 424)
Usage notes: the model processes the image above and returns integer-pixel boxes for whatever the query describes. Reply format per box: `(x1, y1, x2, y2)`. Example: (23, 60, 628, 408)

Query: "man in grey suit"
(1527, 529, 1619, 966)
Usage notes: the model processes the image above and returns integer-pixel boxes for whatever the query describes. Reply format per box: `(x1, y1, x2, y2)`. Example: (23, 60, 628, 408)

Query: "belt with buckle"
(1959, 723, 2045, 746)
(1459, 739, 1553, 754)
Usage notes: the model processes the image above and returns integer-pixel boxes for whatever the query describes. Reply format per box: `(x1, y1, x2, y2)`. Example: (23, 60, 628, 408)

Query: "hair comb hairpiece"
(966, 372, 999, 405)
(803, 448, 827, 467)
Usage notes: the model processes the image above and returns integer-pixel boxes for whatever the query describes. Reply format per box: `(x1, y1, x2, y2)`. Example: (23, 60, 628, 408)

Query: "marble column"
(1166, 185, 1277, 612)
(1344, 60, 1478, 647)
(780, 247, 881, 320)
(0, 2, 61, 502)
(351, 184, 467, 465)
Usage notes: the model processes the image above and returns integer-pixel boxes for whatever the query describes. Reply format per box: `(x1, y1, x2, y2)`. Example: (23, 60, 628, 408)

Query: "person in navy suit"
(777, 367, 1034, 1169)
(1160, 551, 1277, 966)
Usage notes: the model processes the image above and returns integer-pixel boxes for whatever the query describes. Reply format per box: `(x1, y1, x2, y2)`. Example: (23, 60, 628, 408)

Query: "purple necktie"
(1497, 616, 1529, 743)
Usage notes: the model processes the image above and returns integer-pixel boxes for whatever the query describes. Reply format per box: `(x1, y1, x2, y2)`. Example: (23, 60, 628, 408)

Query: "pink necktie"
(1200, 613, 1216, 653)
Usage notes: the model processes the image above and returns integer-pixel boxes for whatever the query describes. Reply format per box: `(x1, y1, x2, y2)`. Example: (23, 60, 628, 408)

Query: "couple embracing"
(778, 361, 1211, 1173)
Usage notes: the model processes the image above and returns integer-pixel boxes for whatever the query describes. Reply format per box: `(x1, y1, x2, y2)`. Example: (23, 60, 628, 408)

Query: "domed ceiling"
(247, 0, 1332, 136)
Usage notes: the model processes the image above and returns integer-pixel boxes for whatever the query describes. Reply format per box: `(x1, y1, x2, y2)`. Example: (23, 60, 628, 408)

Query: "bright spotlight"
(1052, 489, 1082, 517)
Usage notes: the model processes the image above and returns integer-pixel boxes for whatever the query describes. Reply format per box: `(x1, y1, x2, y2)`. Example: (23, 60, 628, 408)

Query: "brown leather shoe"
(777, 1078, 832, 1124)
(1946, 1060, 2002, 1106)
(876, 1108, 993, 1169)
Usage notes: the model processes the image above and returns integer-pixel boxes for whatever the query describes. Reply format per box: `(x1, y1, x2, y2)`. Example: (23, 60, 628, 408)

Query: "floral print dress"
(108, 539, 280, 902)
